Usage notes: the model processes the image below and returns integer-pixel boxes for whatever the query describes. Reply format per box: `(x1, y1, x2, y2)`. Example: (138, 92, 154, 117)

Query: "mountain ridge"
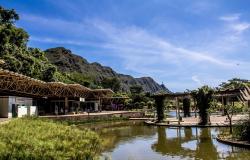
(45, 47, 170, 93)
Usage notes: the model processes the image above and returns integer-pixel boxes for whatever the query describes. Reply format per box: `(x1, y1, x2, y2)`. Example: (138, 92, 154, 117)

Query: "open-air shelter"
(152, 87, 250, 123)
(0, 69, 114, 117)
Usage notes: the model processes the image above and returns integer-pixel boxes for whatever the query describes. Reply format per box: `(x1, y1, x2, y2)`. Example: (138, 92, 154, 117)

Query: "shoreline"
(216, 136, 250, 148)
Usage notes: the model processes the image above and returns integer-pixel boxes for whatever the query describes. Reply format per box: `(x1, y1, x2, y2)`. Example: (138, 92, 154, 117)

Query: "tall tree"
(101, 77, 121, 92)
(0, 6, 19, 24)
(0, 6, 57, 81)
(130, 85, 143, 94)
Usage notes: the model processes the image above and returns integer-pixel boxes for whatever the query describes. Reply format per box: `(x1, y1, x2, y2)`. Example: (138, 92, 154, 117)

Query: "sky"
(1, 0, 250, 92)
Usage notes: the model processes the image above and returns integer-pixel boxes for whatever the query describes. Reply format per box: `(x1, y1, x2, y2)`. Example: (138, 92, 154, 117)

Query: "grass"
(0, 117, 102, 160)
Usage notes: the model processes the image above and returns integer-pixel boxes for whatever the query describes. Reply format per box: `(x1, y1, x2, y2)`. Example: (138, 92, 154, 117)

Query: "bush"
(233, 119, 250, 142)
(0, 117, 102, 159)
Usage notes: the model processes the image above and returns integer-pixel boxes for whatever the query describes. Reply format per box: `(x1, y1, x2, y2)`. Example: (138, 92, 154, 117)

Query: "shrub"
(233, 119, 250, 142)
(0, 117, 102, 159)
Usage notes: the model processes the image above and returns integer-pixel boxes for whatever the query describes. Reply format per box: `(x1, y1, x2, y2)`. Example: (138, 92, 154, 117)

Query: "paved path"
(145, 114, 248, 127)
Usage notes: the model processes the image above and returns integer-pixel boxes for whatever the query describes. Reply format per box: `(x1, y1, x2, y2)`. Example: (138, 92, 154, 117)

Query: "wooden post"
(64, 97, 68, 115)
(176, 100, 178, 119)
(222, 96, 224, 116)
(176, 97, 180, 125)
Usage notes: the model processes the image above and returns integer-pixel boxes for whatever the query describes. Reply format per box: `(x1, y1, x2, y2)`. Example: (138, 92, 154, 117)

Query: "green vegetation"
(224, 104, 244, 133)
(219, 78, 250, 89)
(192, 86, 214, 125)
(0, 117, 102, 160)
(129, 85, 151, 109)
(101, 77, 121, 92)
(0, 6, 57, 82)
(233, 119, 250, 142)
(155, 95, 165, 122)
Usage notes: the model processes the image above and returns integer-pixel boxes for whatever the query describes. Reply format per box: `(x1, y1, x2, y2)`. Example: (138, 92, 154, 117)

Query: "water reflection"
(79, 121, 250, 160)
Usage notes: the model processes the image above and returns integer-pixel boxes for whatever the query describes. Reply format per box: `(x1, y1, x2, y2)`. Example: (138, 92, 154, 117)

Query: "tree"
(224, 104, 243, 134)
(219, 78, 250, 90)
(192, 86, 214, 125)
(0, 6, 58, 82)
(42, 65, 57, 82)
(0, 6, 19, 24)
(101, 77, 121, 92)
(130, 85, 143, 95)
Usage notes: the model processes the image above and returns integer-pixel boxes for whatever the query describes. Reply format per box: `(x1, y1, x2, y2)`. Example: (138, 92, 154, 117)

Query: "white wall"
(8, 96, 33, 118)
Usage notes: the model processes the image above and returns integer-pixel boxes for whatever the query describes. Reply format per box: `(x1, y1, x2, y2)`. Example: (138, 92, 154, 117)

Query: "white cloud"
(21, 14, 250, 91)
(191, 75, 202, 86)
(220, 14, 240, 22)
(30, 36, 100, 47)
(230, 22, 250, 33)
(220, 14, 250, 34)
(90, 20, 239, 71)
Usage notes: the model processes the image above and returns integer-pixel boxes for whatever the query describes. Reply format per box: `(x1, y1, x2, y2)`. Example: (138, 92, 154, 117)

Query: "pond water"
(79, 121, 250, 160)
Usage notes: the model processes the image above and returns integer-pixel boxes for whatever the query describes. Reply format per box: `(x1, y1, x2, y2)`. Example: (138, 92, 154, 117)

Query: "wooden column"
(221, 96, 224, 116)
(176, 97, 180, 125)
(64, 97, 68, 114)
(194, 98, 197, 118)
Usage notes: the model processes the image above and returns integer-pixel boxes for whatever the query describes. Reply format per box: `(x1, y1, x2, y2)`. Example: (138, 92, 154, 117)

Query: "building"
(0, 69, 113, 118)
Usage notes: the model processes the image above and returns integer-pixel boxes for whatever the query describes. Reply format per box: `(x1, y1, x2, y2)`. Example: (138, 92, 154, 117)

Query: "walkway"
(145, 114, 248, 127)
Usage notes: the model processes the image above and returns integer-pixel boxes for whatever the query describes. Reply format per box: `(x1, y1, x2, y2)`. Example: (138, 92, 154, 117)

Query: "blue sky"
(1, 0, 250, 92)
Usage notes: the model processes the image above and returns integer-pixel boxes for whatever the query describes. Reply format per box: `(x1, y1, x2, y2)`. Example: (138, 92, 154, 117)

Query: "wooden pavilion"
(152, 87, 250, 123)
(0, 69, 114, 117)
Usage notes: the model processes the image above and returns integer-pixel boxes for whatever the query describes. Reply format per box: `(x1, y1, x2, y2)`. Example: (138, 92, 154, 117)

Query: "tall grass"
(0, 117, 102, 160)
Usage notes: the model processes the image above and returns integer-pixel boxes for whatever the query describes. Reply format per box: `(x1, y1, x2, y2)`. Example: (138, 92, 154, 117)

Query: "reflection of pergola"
(152, 127, 198, 157)
(152, 127, 219, 159)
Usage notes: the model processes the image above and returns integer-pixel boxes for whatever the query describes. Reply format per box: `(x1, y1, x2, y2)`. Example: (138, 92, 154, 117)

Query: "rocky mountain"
(45, 47, 170, 93)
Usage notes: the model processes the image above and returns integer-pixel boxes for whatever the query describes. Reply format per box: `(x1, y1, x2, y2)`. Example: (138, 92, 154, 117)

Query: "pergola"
(0, 69, 113, 99)
(152, 92, 190, 123)
(214, 87, 250, 104)
(152, 87, 250, 123)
